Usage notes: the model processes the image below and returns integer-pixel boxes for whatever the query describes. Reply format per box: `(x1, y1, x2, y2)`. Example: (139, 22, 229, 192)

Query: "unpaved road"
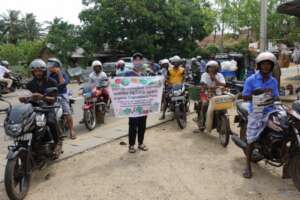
(1, 117, 300, 200)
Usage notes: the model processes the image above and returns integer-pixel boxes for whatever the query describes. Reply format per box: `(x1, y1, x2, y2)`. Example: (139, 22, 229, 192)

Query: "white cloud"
(0, 0, 84, 25)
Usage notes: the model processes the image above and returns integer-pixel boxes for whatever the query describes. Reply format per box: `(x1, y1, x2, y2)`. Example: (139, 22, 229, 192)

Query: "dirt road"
(1, 117, 300, 200)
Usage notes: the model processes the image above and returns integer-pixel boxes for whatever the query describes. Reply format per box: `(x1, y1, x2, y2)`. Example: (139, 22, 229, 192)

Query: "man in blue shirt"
(48, 58, 76, 140)
(242, 52, 279, 179)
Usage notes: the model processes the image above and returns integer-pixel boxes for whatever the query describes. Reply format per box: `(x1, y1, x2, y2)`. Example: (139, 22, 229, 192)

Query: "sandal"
(138, 144, 149, 151)
(129, 146, 136, 153)
(70, 132, 77, 140)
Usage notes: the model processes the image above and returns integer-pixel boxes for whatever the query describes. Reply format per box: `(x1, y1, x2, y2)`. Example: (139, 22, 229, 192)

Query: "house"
(277, 0, 300, 17)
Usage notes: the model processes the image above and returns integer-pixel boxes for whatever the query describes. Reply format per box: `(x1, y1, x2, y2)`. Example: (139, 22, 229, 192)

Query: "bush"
(0, 39, 46, 66)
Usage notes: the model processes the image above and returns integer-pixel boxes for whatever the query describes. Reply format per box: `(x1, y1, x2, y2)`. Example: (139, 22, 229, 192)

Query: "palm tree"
(21, 13, 42, 41)
(0, 10, 22, 44)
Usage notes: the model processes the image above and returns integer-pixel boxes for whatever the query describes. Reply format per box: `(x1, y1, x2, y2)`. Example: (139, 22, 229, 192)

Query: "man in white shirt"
(88, 60, 109, 103)
(196, 60, 226, 129)
(0, 64, 13, 92)
(89, 60, 108, 86)
(200, 60, 226, 88)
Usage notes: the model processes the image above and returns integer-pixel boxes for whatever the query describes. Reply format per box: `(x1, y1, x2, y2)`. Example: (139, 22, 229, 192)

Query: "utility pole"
(260, 0, 268, 52)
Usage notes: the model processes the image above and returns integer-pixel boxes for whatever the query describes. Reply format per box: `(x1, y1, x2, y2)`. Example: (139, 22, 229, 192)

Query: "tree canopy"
(79, 0, 216, 59)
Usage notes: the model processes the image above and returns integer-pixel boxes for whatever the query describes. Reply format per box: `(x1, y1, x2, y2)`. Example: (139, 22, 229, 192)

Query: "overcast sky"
(0, 0, 85, 25)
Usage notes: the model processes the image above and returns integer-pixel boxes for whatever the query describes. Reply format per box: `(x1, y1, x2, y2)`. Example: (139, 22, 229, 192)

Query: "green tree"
(79, 0, 215, 59)
(46, 18, 80, 65)
(0, 10, 22, 44)
(21, 13, 42, 41)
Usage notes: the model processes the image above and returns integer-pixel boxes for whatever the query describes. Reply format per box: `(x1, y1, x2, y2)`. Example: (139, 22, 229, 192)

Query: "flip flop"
(138, 144, 149, 151)
(129, 146, 136, 153)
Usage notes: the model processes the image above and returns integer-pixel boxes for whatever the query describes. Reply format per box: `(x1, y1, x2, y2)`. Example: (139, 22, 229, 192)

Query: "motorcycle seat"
(236, 100, 250, 117)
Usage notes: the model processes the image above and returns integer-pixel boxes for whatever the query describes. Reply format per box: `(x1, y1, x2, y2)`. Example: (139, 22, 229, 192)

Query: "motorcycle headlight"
(173, 90, 182, 96)
(5, 123, 23, 137)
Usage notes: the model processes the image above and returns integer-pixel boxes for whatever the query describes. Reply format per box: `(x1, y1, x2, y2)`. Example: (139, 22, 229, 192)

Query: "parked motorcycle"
(194, 86, 234, 147)
(166, 84, 189, 129)
(0, 91, 63, 200)
(232, 97, 300, 190)
(81, 81, 110, 130)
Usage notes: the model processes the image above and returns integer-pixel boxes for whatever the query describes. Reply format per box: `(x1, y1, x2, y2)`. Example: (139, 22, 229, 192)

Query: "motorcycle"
(0, 72, 24, 95)
(0, 89, 63, 200)
(166, 84, 189, 129)
(226, 80, 244, 96)
(232, 96, 300, 190)
(194, 86, 234, 147)
(81, 81, 110, 130)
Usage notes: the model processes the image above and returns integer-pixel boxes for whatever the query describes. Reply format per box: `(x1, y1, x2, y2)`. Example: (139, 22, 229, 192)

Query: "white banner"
(108, 76, 164, 118)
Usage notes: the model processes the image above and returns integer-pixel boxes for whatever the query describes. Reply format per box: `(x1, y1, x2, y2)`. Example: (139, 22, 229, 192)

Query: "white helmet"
(255, 52, 277, 66)
(92, 60, 102, 67)
(169, 55, 181, 63)
(160, 59, 169, 65)
(206, 60, 219, 72)
(30, 59, 47, 71)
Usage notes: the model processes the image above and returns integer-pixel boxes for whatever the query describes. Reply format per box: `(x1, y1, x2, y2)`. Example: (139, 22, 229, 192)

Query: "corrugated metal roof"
(277, 0, 300, 17)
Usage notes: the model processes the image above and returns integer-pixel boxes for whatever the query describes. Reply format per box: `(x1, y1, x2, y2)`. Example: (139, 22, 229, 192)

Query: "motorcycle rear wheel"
(84, 109, 96, 130)
(5, 152, 32, 200)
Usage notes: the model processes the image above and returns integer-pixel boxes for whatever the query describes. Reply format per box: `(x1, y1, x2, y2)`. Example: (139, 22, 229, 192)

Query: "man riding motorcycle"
(47, 57, 76, 139)
(88, 60, 109, 104)
(160, 56, 185, 120)
(0, 60, 13, 93)
(196, 60, 226, 129)
(116, 60, 126, 76)
(242, 52, 280, 178)
(19, 59, 62, 158)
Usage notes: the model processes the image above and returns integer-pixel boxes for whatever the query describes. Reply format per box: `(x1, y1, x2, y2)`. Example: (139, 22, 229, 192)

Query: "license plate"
(215, 97, 232, 104)
(171, 96, 185, 101)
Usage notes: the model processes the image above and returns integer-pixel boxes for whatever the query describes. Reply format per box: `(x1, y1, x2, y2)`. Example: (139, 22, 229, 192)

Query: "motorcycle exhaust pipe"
(231, 133, 247, 150)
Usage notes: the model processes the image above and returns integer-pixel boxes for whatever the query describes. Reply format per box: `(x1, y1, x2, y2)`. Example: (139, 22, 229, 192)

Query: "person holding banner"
(124, 52, 149, 153)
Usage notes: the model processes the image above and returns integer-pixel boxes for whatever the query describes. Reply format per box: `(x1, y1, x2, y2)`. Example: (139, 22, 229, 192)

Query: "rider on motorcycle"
(116, 60, 126, 76)
(47, 57, 76, 140)
(20, 59, 63, 158)
(242, 52, 279, 178)
(160, 56, 185, 120)
(88, 60, 109, 104)
(0, 60, 13, 93)
(196, 60, 226, 129)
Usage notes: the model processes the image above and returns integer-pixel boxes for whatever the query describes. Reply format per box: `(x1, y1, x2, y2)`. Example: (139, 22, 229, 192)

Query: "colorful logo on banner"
(108, 76, 164, 118)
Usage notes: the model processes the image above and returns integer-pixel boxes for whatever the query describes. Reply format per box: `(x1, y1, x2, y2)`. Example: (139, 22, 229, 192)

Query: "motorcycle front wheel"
(218, 115, 230, 147)
(5, 152, 32, 200)
(84, 109, 96, 130)
(175, 104, 187, 129)
(289, 154, 300, 190)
